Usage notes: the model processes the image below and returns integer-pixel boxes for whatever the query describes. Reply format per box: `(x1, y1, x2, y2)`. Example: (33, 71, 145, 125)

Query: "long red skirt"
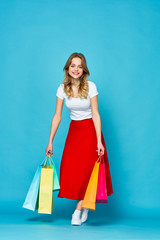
(57, 118, 113, 200)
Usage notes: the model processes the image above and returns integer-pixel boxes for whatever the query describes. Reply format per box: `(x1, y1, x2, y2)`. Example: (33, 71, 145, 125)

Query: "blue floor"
(0, 210, 160, 240)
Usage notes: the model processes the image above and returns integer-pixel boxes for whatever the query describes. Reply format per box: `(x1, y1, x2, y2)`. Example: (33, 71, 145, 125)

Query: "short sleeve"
(56, 84, 64, 100)
(89, 81, 98, 98)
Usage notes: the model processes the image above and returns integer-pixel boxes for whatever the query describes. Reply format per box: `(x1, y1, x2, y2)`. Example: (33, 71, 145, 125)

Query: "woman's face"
(68, 57, 83, 79)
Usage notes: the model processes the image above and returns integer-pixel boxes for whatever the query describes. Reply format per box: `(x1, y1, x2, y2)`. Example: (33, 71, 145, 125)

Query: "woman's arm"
(45, 97, 64, 155)
(91, 95, 101, 141)
(91, 96, 105, 155)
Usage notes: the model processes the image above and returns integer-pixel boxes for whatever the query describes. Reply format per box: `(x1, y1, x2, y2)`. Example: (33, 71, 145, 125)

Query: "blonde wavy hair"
(62, 52, 90, 99)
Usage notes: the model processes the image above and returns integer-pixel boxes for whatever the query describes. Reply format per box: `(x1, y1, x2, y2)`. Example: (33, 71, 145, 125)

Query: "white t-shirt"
(56, 80, 98, 120)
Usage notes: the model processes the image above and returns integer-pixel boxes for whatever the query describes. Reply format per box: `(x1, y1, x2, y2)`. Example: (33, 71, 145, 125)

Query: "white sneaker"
(81, 209, 89, 223)
(71, 213, 82, 226)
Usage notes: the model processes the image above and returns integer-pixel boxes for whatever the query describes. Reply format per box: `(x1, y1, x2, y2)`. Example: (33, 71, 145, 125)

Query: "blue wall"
(0, 0, 160, 219)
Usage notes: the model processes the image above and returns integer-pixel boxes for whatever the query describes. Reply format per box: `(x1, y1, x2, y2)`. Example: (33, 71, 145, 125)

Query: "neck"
(70, 77, 80, 87)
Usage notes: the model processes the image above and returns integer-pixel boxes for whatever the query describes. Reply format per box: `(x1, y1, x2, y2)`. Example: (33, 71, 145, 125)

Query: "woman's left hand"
(97, 140, 105, 155)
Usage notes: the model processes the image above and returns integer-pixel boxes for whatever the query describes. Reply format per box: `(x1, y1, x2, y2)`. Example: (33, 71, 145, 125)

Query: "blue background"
(0, 0, 160, 234)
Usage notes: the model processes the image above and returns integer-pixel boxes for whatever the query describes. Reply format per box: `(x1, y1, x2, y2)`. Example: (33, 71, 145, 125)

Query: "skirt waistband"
(70, 118, 93, 128)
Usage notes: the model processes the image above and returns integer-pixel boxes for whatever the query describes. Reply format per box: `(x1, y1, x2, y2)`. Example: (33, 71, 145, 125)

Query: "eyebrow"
(71, 64, 82, 66)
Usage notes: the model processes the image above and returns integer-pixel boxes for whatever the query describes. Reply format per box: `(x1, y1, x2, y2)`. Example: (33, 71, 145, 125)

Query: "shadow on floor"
(26, 211, 121, 226)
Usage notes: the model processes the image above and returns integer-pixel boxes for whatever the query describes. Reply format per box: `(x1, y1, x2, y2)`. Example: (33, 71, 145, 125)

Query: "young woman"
(45, 52, 113, 226)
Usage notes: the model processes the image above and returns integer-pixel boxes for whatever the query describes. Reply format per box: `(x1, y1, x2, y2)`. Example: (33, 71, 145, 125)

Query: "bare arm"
(91, 95, 105, 155)
(45, 96, 64, 155)
(91, 95, 101, 142)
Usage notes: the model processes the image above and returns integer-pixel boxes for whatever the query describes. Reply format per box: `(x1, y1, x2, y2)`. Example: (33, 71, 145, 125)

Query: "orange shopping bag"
(82, 154, 102, 211)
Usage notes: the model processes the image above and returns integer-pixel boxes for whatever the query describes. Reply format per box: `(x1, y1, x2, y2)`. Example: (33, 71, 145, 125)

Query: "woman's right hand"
(45, 143, 53, 156)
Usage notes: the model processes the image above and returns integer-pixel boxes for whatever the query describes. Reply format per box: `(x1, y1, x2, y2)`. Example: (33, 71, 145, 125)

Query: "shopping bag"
(52, 162, 60, 191)
(47, 155, 60, 191)
(22, 158, 46, 211)
(82, 154, 102, 211)
(38, 156, 53, 214)
(96, 154, 108, 203)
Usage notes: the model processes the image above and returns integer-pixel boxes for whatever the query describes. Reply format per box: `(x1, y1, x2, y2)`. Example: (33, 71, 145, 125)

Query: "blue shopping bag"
(22, 158, 46, 211)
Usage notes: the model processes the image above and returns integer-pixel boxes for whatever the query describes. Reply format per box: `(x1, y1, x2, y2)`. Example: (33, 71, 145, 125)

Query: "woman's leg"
(76, 200, 89, 223)
(76, 200, 83, 210)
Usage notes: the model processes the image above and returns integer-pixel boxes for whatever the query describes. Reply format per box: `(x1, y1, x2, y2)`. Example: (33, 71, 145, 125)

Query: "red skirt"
(57, 118, 113, 200)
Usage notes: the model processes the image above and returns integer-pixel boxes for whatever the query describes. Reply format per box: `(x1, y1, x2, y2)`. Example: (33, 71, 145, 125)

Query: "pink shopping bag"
(96, 155, 108, 203)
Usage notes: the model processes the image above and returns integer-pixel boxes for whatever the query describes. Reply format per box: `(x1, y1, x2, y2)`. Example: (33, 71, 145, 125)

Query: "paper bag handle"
(44, 154, 54, 167)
